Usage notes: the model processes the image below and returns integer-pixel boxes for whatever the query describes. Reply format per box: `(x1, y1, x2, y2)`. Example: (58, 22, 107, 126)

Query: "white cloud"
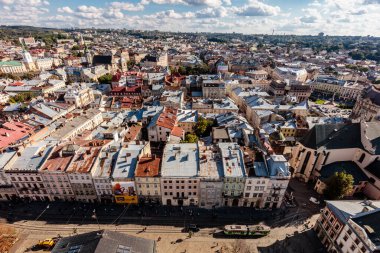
(141, 0, 223, 7)
(110, 1, 145, 11)
(234, 0, 280, 16)
(57, 6, 74, 14)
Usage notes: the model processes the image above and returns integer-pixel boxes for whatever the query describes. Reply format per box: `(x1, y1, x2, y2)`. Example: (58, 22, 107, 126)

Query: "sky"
(0, 0, 379, 36)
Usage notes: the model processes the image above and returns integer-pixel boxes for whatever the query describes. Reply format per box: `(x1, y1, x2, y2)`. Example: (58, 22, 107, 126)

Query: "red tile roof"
(0, 122, 34, 150)
(135, 156, 161, 177)
(171, 126, 184, 137)
(156, 107, 177, 130)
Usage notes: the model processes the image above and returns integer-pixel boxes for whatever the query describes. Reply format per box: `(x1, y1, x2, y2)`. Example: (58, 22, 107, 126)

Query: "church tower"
(22, 50, 36, 71)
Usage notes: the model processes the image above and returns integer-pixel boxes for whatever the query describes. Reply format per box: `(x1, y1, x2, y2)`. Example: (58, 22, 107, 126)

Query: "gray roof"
(366, 159, 380, 179)
(112, 143, 145, 179)
(300, 123, 363, 150)
(51, 230, 156, 253)
(351, 210, 380, 248)
(326, 200, 380, 224)
(267, 155, 291, 179)
(161, 143, 199, 177)
(319, 161, 368, 184)
(363, 122, 380, 155)
(364, 85, 380, 106)
(10, 143, 54, 172)
(218, 142, 246, 178)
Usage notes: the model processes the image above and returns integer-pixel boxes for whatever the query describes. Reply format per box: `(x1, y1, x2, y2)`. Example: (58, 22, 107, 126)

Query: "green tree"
(72, 45, 80, 51)
(182, 133, 198, 143)
(127, 60, 135, 69)
(9, 92, 36, 103)
(193, 117, 214, 137)
(324, 171, 354, 200)
(98, 73, 113, 84)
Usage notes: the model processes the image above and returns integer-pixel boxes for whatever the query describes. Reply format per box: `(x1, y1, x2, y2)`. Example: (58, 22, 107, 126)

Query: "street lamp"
(92, 209, 100, 230)
(35, 204, 50, 222)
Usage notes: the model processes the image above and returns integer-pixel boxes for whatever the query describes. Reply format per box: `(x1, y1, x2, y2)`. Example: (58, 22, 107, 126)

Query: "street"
(0, 179, 326, 253)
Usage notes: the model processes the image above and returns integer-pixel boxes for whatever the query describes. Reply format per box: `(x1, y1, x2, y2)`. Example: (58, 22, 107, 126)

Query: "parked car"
(182, 224, 200, 233)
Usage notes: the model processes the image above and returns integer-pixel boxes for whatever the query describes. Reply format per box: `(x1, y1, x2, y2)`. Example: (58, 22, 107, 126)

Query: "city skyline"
(1, 0, 380, 36)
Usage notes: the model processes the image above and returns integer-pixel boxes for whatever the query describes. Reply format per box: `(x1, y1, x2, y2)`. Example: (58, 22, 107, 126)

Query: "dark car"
(182, 224, 200, 233)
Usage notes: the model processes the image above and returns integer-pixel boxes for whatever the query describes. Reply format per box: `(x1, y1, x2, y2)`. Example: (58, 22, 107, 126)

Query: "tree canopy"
(9, 92, 36, 103)
(324, 171, 354, 200)
(193, 117, 214, 137)
(98, 73, 113, 84)
(181, 133, 198, 143)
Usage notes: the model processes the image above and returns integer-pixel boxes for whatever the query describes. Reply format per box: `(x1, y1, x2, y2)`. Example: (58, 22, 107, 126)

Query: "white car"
(309, 197, 320, 204)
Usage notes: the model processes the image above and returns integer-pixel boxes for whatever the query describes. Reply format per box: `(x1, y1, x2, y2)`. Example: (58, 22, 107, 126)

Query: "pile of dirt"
(0, 225, 17, 253)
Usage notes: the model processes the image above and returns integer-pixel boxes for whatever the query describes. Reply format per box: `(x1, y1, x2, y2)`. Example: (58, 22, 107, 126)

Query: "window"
(246, 186, 252, 191)
(245, 193, 250, 198)
(355, 239, 360, 245)
(347, 230, 352, 235)
(358, 153, 365, 163)
(350, 244, 356, 251)
(343, 235, 348, 241)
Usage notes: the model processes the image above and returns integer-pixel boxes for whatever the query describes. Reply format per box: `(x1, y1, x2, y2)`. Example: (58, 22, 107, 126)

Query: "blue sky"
(1, 0, 379, 35)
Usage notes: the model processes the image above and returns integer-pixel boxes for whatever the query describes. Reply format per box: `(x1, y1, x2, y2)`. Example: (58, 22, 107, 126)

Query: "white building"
(39, 144, 76, 201)
(5, 142, 54, 201)
(274, 67, 308, 83)
(0, 150, 18, 201)
(161, 143, 200, 206)
(0, 61, 27, 74)
(66, 144, 101, 203)
(198, 144, 224, 209)
(35, 58, 54, 71)
(91, 142, 119, 204)
(64, 83, 95, 108)
(315, 200, 380, 253)
(111, 141, 151, 204)
(135, 154, 161, 203)
(219, 142, 246, 207)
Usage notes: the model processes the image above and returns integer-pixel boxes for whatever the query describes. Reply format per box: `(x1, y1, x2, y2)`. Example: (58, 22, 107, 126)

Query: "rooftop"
(351, 210, 380, 248)
(112, 143, 146, 179)
(10, 143, 54, 172)
(326, 200, 380, 224)
(218, 142, 246, 178)
(198, 145, 224, 179)
(135, 155, 161, 177)
(40, 144, 76, 172)
(319, 161, 369, 184)
(161, 143, 199, 177)
(66, 146, 101, 174)
(51, 230, 156, 253)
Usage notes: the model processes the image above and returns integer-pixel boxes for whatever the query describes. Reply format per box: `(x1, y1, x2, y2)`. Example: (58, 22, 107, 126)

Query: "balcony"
(173, 196, 189, 200)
